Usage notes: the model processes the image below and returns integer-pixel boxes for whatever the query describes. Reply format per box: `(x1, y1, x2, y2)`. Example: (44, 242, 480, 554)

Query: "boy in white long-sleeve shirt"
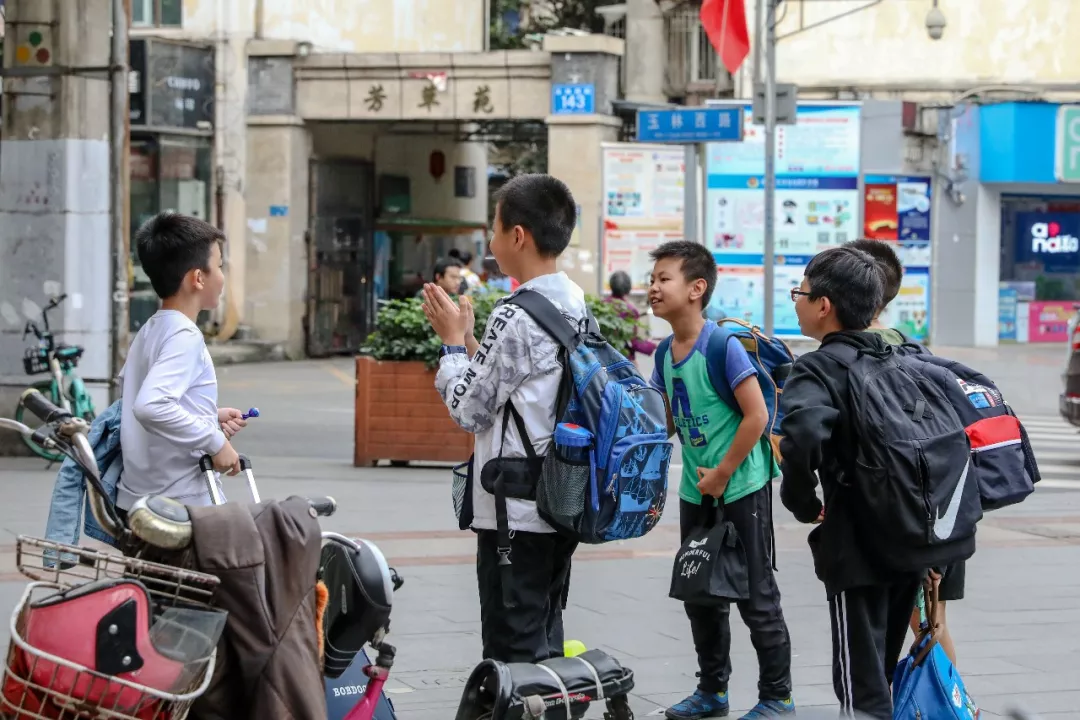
(117, 212, 246, 512)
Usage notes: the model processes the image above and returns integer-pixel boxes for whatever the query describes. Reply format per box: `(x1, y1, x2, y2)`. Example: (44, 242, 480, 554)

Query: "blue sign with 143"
(552, 84, 595, 115)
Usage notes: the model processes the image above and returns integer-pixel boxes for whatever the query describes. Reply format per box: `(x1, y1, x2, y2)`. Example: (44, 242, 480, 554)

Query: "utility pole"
(109, 0, 131, 401)
(762, 0, 778, 336)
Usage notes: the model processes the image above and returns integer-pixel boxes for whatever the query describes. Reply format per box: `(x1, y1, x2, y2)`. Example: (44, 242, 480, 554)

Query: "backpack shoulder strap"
(654, 335, 674, 389)
(704, 323, 739, 413)
(506, 289, 579, 350)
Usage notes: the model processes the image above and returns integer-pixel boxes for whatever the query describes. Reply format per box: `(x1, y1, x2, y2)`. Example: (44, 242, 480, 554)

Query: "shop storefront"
(938, 101, 1080, 346)
(128, 37, 215, 331)
(999, 196, 1080, 343)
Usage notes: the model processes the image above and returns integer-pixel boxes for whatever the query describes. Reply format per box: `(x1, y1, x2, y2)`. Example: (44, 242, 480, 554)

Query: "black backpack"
(821, 339, 982, 571)
(893, 345, 1040, 511)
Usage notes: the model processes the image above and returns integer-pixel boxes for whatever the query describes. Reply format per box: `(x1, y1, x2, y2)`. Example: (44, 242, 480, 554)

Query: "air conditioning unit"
(901, 101, 936, 137)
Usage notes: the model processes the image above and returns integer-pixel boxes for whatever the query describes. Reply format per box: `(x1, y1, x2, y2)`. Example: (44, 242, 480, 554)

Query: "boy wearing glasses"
(778, 246, 965, 719)
(845, 238, 964, 668)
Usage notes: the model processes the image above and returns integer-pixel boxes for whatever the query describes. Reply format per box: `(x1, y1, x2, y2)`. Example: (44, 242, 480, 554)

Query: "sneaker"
(665, 689, 729, 719)
(738, 697, 796, 719)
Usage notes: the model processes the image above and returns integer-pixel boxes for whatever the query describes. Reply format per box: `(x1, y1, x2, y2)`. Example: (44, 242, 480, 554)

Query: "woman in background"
(606, 270, 657, 362)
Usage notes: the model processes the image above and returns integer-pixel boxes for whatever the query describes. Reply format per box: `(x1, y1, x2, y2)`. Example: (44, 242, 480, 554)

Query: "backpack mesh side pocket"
(452, 460, 473, 530)
(536, 449, 592, 536)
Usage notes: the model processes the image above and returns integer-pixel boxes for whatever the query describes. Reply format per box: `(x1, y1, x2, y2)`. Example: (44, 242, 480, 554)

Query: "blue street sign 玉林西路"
(636, 107, 744, 143)
(552, 84, 596, 115)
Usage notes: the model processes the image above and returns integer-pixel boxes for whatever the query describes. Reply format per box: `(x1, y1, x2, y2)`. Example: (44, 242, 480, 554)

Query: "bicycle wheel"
(14, 380, 66, 462)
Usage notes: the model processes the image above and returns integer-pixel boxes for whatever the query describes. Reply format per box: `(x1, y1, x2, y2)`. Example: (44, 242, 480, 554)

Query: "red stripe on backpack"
(965, 414, 1022, 451)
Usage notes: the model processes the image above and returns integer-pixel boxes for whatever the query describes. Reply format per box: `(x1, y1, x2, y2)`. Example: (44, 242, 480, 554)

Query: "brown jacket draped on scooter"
(187, 497, 327, 720)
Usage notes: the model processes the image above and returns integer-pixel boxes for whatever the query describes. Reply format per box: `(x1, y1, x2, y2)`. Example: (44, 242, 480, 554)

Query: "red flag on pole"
(700, 0, 751, 75)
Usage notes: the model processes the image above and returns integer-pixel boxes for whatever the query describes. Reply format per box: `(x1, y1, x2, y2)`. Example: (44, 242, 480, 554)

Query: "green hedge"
(362, 285, 642, 368)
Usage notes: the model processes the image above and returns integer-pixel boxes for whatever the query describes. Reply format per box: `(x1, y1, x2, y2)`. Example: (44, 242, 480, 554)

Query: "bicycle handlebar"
(20, 389, 71, 424)
(0, 397, 125, 541)
(308, 497, 337, 517)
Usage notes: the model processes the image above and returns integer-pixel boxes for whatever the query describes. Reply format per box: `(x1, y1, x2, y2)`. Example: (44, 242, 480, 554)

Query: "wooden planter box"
(354, 355, 473, 467)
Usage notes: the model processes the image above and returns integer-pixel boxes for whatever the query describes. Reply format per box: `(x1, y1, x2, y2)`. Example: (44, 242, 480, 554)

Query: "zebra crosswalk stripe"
(1020, 414, 1080, 490)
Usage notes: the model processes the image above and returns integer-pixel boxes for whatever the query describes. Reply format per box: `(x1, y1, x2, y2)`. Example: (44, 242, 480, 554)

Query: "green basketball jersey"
(655, 325, 778, 505)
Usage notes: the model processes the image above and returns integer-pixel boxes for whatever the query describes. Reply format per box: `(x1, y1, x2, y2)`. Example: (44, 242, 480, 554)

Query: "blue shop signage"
(1015, 212, 1080, 272)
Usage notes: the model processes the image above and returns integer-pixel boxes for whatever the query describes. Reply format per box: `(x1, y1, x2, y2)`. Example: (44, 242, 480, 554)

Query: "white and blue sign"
(552, 84, 595, 115)
(636, 107, 744, 144)
(703, 102, 862, 336)
(1015, 212, 1080, 272)
(998, 286, 1019, 341)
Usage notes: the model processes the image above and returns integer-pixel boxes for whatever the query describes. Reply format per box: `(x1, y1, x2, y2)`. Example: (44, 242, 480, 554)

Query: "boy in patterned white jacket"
(422, 174, 585, 663)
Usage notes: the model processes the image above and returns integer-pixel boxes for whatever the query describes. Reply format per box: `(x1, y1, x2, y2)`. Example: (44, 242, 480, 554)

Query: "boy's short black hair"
(493, 174, 576, 258)
(135, 212, 224, 300)
(846, 238, 903, 309)
(433, 257, 463, 282)
(648, 240, 717, 308)
(804, 246, 883, 331)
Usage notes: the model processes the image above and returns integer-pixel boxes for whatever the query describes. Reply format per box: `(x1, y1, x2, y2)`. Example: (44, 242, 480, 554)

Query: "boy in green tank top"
(647, 241, 794, 720)
(847, 239, 963, 666)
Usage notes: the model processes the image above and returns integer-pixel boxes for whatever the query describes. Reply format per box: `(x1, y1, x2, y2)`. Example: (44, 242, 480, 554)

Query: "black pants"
(829, 577, 921, 719)
(476, 529, 577, 663)
(679, 487, 792, 701)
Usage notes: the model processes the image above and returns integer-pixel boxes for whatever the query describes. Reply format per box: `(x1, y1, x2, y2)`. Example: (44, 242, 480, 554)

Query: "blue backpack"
(655, 318, 795, 459)
(893, 582, 979, 720)
(509, 290, 674, 545)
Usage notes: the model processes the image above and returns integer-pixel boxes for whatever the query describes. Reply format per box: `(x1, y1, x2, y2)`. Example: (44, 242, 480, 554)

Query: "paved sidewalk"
(0, 349, 1075, 718)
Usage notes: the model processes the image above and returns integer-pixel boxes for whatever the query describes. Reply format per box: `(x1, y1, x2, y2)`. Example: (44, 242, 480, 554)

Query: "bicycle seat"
(126, 495, 192, 551)
(55, 344, 84, 361)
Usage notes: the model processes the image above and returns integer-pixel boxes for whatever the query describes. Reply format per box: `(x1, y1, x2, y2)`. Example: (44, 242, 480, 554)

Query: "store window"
(128, 134, 213, 332)
(999, 195, 1080, 343)
(132, 0, 182, 27)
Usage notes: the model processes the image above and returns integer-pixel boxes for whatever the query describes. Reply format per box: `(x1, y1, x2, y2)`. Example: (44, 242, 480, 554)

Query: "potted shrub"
(354, 287, 642, 467)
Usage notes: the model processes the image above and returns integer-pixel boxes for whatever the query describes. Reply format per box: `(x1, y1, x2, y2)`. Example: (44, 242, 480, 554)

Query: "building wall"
(751, 0, 1080, 91)
(181, 0, 485, 52)
(308, 123, 489, 225)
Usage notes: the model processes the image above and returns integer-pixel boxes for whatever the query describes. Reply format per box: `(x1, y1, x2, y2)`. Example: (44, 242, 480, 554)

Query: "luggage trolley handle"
(199, 453, 260, 505)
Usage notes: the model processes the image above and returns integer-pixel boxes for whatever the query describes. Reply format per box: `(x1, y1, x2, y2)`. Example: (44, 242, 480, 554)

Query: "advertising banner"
(600, 143, 685, 292)
(1028, 300, 1073, 343)
(878, 268, 930, 343)
(862, 175, 932, 268)
(704, 103, 861, 335)
(998, 286, 1018, 342)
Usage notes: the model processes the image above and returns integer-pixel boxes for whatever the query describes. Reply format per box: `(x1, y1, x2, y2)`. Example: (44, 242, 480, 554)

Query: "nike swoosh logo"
(933, 456, 970, 541)
(688, 538, 707, 548)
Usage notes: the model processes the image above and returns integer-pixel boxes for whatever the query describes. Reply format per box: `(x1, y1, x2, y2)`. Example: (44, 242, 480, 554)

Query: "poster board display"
(862, 175, 933, 342)
(704, 103, 861, 336)
(600, 143, 686, 293)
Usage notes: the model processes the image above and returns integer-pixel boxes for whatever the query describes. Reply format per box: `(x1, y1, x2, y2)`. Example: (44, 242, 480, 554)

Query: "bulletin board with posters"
(600, 143, 686, 293)
(863, 175, 933, 343)
(704, 102, 862, 336)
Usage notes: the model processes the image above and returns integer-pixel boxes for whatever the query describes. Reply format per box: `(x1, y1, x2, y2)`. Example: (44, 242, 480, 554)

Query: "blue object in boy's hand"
(242, 407, 260, 420)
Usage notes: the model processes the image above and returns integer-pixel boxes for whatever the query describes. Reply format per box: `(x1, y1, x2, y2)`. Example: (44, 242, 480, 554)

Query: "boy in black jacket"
(778, 246, 974, 719)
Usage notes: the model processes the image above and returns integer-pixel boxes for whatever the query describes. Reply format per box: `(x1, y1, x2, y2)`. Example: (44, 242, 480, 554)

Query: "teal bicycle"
(16, 294, 96, 461)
